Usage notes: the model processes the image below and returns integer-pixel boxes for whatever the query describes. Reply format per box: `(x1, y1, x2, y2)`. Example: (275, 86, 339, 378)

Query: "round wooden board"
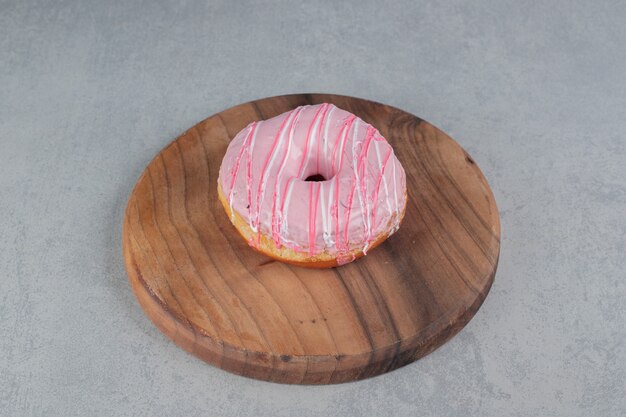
(122, 94, 500, 384)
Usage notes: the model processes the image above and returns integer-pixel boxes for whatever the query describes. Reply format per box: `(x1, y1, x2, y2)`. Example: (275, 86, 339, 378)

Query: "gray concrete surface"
(1, 0, 625, 416)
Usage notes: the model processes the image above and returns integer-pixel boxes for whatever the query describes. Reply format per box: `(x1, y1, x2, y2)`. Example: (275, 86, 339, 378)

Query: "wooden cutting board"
(122, 93, 500, 384)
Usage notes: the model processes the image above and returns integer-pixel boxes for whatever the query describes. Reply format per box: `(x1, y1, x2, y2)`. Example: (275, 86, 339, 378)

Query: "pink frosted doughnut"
(217, 103, 407, 267)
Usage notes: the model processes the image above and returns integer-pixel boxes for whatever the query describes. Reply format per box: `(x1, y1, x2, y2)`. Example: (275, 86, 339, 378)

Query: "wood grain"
(122, 93, 501, 384)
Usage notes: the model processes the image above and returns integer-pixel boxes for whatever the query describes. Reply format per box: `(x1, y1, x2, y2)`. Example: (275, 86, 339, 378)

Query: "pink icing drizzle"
(227, 122, 257, 212)
(271, 107, 304, 244)
(308, 182, 321, 255)
(370, 148, 393, 231)
(296, 104, 327, 179)
(332, 116, 356, 250)
(252, 110, 296, 245)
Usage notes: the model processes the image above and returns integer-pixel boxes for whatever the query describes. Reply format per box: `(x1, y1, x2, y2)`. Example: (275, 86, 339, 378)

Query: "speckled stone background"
(1, 0, 625, 416)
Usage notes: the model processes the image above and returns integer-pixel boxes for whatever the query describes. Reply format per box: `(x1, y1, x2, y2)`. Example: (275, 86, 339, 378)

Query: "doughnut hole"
(304, 174, 326, 182)
(299, 159, 336, 183)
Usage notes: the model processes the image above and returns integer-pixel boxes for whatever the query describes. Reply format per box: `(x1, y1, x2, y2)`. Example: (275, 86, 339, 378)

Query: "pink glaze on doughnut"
(219, 103, 406, 257)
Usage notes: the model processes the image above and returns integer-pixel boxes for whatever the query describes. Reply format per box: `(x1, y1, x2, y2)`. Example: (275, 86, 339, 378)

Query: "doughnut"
(217, 103, 407, 268)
